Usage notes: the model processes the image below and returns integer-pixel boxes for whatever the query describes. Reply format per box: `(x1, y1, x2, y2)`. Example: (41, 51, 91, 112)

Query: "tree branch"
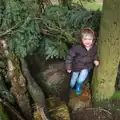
(0, 98, 26, 120)
(0, 17, 42, 39)
(79, 0, 84, 7)
(0, 21, 23, 38)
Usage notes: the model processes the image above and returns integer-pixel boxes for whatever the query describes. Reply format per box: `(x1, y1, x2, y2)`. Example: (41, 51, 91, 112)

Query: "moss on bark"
(92, 0, 120, 101)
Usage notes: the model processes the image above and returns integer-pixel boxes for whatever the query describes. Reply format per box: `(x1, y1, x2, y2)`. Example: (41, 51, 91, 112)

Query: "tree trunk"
(26, 55, 70, 102)
(62, 0, 69, 5)
(58, 0, 71, 6)
(0, 104, 9, 120)
(92, 0, 120, 101)
(0, 98, 26, 120)
(0, 40, 32, 120)
(20, 59, 50, 120)
(0, 41, 14, 104)
(20, 58, 45, 107)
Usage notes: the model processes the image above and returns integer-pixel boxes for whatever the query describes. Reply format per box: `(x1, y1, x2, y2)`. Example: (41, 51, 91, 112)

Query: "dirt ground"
(70, 103, 120, 120)
(71, 108, 113, 120)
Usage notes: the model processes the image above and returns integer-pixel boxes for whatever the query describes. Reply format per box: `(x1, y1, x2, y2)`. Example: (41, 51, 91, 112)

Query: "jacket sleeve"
(94, 54, 99, 61)
(65, 46, 76, 70)
(93, 45, 99, 61)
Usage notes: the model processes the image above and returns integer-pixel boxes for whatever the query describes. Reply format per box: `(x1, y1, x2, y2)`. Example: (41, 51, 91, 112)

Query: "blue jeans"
(70, 69, 89, 89)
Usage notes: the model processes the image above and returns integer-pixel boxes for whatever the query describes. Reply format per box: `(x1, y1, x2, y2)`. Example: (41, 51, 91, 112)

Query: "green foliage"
(9, 18, 41, 57)
(111, 91, 120, 100)
(88, 0, 96, 2)
(38, 4, 101, 59)
(43, 5, 68, 22)
(1, 2, 101, 59)
(0, 0, 5, 28)
(67, 5, 101, 32)
(0, 104, 9, 120)
(0, 45, 14, 104)
(1, 0, 41, 58)
(39, 38, 68, 59)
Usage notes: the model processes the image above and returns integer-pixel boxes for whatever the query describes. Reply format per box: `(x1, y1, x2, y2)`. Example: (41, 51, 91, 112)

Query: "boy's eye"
(84, 39, 91, 41)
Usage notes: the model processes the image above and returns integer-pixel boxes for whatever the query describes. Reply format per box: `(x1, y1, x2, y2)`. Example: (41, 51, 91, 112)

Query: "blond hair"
(80, 27, 96, 43)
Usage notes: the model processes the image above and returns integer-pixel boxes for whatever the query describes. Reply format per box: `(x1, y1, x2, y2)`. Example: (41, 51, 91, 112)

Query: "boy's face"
(81, 34, 93, 47)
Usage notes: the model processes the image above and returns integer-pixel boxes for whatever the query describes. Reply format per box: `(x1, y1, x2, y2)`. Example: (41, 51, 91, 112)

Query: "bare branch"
(0, 98, 26, 120)
(0, 21, 23, 38)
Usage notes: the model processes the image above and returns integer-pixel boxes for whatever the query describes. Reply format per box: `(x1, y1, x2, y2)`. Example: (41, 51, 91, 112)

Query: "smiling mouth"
(85, 44, 90, 45)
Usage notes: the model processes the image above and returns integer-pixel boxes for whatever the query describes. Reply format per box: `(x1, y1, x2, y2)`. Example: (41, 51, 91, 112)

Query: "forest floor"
(70, 97, 120, 120)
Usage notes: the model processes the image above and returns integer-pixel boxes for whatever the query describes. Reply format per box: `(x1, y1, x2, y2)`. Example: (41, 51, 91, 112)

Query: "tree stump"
(68, 85, 91, 112)
(46, 97, 71, 120)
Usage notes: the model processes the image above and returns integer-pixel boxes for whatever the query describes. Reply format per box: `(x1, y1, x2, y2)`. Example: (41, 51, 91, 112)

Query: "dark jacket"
(65, 44, 98, 72)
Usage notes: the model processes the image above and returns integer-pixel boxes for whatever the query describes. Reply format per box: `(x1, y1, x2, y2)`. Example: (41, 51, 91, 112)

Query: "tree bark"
(0, 98, 26, 120)
(20, 59, 50, 120)
(92, 0, 120, 101)
(0, 41, 14, 104)
(0, 40, 32, 120)
(0, 104, 9, 120)
(20, 58, 45, 107)
(58, 0, 71, 6)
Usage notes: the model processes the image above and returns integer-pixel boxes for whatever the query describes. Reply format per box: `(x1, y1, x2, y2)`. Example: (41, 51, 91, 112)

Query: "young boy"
(65, 27, 99, 95)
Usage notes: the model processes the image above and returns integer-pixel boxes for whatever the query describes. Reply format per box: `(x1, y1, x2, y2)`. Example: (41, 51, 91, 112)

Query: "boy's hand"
(94, 60, 99, 66)
(67, 70, 72, 73)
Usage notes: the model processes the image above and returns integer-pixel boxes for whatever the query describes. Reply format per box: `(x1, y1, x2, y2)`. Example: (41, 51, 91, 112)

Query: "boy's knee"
(70, 82, 75, 88)
(82, 69, 89, 73)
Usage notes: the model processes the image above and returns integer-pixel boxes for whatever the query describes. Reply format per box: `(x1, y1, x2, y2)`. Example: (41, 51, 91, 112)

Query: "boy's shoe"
(76, 83, 82, 95)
